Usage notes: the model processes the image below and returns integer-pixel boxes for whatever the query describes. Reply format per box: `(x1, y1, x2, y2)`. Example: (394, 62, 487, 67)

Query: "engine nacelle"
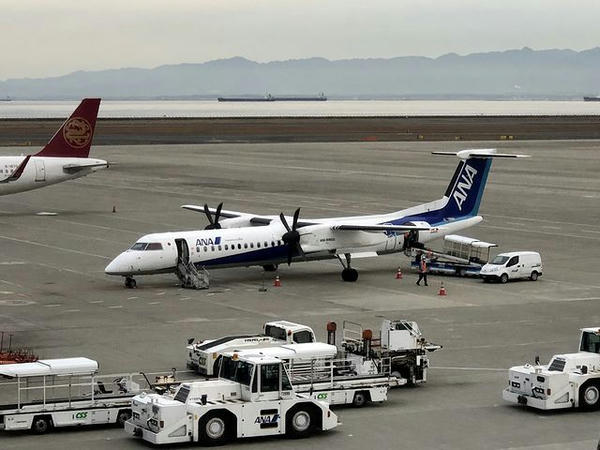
(218, 217, 254, 229)
(300, 224, 387, 253)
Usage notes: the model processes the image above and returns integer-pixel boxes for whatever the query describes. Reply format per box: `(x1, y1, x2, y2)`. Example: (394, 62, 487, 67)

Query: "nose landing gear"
(124, 276, 137, 289)
(337, 253, 359, 282)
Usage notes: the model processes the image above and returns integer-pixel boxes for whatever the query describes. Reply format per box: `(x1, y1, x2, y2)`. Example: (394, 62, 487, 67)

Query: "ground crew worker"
(416, 254, 428, 286)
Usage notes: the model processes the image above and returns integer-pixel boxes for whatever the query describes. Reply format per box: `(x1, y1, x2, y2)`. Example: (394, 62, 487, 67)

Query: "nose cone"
(105, 253, 132, 275)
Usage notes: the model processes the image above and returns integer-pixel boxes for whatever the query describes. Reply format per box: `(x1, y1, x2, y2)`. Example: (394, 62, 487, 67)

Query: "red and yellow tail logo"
(62, 117, 92, 149)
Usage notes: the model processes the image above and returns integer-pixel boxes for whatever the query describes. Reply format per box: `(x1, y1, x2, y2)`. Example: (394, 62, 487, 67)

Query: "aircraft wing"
(0, 155, 31, 183)
(62, 162, 109, 173)
(331, 223, 431, 232)
(182, 204, 319, 226)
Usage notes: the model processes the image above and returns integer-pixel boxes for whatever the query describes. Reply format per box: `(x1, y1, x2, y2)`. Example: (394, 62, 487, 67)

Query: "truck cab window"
(265, 325, 286, 341)
(293, 330, 314, 343)
(580, 332, 600, 353)
(260, 364, 280, 392)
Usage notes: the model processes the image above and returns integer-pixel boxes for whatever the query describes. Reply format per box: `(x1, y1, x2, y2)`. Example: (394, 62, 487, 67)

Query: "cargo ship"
(218, 93, 327, 102)
(583, 96, 600, 102)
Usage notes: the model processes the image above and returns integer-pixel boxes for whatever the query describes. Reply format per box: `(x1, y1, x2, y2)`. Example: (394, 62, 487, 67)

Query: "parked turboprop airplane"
(0, 98, 106, 196)
(105, 149, 527, 288)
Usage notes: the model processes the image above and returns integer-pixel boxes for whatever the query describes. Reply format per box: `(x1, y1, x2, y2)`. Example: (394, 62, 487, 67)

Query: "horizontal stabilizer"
(62, 162, 108, 173)
(432, 148, 530, 159)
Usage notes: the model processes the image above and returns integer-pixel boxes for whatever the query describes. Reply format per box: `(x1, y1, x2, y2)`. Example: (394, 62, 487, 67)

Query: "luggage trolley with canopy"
(0, 357, 142, 434)
(410, 234, 497, 277)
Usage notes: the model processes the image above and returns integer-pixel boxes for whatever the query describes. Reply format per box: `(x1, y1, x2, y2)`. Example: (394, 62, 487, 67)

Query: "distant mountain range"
(2, 47, 600, 100)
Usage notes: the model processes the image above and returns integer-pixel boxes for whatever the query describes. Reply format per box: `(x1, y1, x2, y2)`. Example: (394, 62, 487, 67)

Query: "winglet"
(35, 98, 101, 158)
(432, 148, 530, 159)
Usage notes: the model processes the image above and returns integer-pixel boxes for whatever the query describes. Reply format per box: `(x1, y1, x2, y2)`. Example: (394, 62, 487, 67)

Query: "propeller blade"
(292, 208, 300, 230)
(203, 204, 214, 225)
(214, 202, 223, 225)
(280, 213, 291, 232)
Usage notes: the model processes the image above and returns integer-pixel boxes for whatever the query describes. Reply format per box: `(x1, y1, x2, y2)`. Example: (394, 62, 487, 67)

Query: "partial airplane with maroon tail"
(0, 98, 107, 196)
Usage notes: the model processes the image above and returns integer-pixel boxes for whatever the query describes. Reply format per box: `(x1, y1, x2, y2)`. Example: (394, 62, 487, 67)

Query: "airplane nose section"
(105, 253, 132, 275)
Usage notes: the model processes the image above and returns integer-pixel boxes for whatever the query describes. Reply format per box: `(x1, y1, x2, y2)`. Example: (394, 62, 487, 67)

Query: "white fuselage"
(105, 203, 482, 276)
(0, 155, 107, 195)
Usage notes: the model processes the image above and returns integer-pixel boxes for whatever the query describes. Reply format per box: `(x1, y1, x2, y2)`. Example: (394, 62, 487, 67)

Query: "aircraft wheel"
(341, 268, 358, 282)
(262, 264, 278, 272)
(125, 277, 137, 289)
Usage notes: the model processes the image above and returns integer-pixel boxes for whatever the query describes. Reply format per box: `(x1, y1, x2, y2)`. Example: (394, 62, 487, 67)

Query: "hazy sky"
(1, 0, 599, 80)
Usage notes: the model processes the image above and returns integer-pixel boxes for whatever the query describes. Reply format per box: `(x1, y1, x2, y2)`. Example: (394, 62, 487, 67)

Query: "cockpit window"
(130, 242, 148, 251)
(146, 243, 163, 250)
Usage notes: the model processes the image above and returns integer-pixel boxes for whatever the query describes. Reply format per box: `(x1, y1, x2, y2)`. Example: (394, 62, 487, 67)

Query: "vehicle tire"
(116, 409, 132, 427)
(579, 382, 600, 411)
(341, 268, 359, 282)
(482, 277, 490, 283)
(198, 412, 231, 446)
(457, 268, 466, 277)
(500, 273, 509, 284)
(352, 391, 369, 407)
(530, 271, 538, 281)
(31, 416, 52, 434)
(286, 407, 314, 438)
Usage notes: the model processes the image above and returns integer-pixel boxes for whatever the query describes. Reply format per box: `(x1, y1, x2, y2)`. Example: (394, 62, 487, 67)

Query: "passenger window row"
(197, 240, 282, 253)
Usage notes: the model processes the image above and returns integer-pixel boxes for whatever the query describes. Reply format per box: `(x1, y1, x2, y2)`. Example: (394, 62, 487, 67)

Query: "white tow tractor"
(409, 234, 497, 277)
(186, 320, 316, 376)
(125, 353, 338, 446)
(219, 340, 393, 407)
(503, 328, 600, 410)
(0, 358, 142, 434)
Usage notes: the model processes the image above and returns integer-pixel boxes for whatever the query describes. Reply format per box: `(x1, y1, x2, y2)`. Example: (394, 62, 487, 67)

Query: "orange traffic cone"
(395, 268, 403, 279)
(438, 282, 447, 296)
(273, 276, 281, 287)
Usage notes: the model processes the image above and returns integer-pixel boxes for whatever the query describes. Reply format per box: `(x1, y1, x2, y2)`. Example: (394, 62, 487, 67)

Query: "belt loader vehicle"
(0, 357, 141, 434)
(503, 328, 600, 410)
(125, 353, 338, 445)
(186, 320, 317, 375)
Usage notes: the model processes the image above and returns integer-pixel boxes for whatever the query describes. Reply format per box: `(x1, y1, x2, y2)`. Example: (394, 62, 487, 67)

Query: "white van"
(479, 251, 542, 283)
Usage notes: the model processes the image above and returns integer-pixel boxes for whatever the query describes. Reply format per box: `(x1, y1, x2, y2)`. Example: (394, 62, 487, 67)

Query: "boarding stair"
(176, 259, 209, 289)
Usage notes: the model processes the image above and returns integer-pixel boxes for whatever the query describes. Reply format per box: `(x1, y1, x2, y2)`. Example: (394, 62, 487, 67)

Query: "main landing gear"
(337, 253, 358, 282)
(124, 276, 137, 289)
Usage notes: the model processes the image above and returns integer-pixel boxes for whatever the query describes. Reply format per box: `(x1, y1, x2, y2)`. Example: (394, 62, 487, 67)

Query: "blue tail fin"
(441, 157, 492, 218)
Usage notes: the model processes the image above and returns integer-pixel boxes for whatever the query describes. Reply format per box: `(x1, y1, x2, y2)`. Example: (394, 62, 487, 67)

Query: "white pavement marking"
(0, 234, 112, 259)
(148, 301, 160, 305)
(127, 296, 139, 300)
(63, 309, 81, 313)
(430, 366, 506, 372)
(44, 304, 62, 308)
(89, 300, 104, 304)
(108, 305, 123, 309)
(0, 261, 25, 265)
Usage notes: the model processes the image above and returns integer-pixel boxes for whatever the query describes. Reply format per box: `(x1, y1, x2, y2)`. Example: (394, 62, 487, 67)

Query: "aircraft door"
(34, 159, 46, 182)
(175, 238, 189, 264)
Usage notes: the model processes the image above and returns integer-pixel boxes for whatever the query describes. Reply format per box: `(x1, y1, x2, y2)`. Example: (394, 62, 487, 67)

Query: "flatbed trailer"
(219, 345, 396, 407)
(0, 357, 169, 433)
